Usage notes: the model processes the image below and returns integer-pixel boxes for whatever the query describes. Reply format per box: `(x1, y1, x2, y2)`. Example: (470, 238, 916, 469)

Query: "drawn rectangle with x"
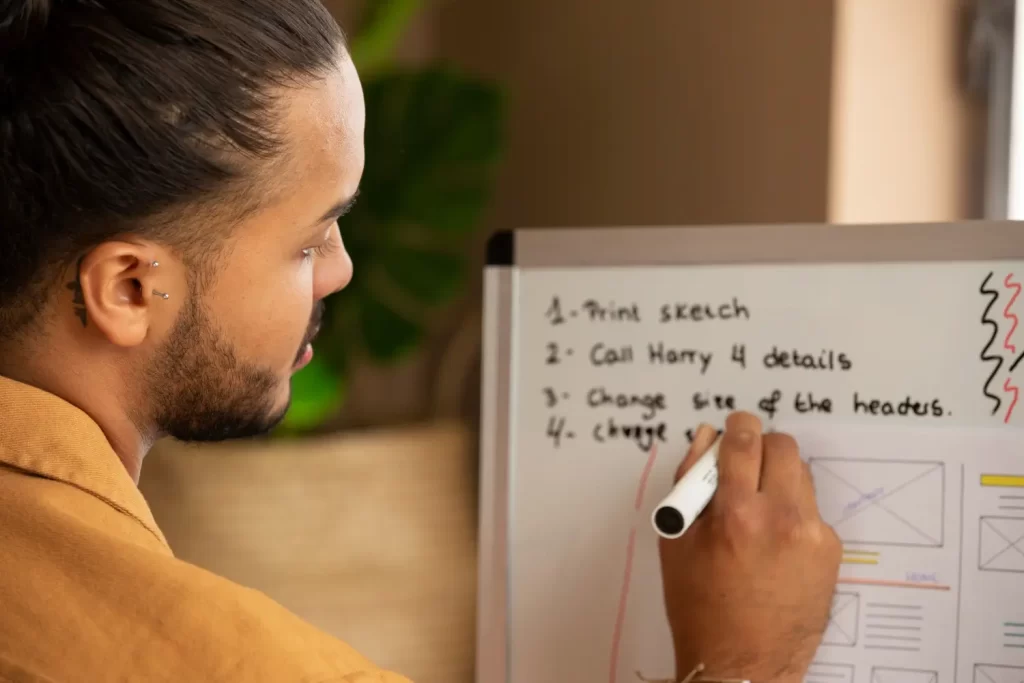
(822, 592, 859, 647)
(978, 517, 1024, 573)
(809, 458, 945, 548)
(975, 664, 1024, 683)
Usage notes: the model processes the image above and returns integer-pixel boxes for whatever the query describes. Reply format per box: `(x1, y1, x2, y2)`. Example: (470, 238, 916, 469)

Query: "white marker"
(651, 435, 722, 539)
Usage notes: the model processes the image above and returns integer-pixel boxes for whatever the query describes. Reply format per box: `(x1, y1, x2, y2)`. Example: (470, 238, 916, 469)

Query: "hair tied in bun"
(0, 0, 54, 58)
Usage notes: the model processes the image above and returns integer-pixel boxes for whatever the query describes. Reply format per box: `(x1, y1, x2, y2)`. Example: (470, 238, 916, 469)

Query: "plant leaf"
(359, 294, 424, 362)
(397, 183, 490, 234)
(381, 246, 466, 305)
(349, 0, 423, 77)
(279, 354, 346, 433)
(360, 68, 505, 235)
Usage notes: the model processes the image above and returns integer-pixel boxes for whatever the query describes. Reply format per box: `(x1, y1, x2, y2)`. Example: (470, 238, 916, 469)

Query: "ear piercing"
(149, 261, 169, 299)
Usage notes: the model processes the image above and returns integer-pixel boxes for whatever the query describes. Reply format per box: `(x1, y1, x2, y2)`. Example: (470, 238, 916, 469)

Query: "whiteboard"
(477, 222, 1024, 683)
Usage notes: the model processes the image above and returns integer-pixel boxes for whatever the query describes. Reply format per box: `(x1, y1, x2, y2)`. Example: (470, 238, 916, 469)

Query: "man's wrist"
(673, 659, 807, 683)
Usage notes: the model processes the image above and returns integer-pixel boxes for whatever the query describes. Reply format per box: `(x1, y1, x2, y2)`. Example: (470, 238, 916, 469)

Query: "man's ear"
(72, 242, 174, 347)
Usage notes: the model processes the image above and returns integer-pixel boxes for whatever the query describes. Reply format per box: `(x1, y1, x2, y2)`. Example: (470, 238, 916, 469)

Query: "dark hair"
(0, 0, 345, 340)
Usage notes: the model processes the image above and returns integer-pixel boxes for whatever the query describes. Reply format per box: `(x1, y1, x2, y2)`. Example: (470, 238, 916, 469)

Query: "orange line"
(609, 527, 638, 683)
(610, 445, 660, 683)
(838, 578, 950, 591)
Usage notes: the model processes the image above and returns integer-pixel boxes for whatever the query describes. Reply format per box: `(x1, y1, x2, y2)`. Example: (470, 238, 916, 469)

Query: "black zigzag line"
(980, 271, 1004, 415)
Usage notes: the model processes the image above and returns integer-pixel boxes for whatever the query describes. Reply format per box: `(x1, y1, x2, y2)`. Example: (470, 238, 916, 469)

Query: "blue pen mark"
(844, 487, 885, 515)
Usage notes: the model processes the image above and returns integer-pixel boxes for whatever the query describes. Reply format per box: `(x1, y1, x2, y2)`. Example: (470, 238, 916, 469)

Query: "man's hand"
(659, 412, 841, 683)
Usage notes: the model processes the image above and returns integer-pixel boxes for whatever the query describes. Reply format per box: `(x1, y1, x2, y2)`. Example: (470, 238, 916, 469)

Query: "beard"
(147, 290, 322, 443)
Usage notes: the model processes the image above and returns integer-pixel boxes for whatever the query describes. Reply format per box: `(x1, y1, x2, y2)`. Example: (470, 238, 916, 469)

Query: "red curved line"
(609, 528, 638, 683)
(634, 444, 660, 511)
(610, 444, 660, 683)
(1004, 377, 1019, 424)
(1003, 273, 1021, 354)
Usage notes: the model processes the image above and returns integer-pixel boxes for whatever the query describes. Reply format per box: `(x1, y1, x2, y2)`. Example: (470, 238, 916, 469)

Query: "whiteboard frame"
(476, 220, 1024, 683)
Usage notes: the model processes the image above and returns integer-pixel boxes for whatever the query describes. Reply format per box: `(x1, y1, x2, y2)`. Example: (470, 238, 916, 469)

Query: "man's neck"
(0, 350, 151, 483)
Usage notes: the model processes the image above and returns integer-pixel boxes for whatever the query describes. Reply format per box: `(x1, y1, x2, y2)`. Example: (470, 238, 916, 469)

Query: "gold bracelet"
(635, 662, 752, 683)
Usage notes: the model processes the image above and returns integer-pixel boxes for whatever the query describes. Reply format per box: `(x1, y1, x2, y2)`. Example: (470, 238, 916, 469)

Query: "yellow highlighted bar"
(981, 474, 1024, 488)
(842, 557, 880, 565)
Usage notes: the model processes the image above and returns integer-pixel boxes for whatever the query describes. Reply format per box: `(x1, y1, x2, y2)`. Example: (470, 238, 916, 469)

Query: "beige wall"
(828, 0, 984, 223)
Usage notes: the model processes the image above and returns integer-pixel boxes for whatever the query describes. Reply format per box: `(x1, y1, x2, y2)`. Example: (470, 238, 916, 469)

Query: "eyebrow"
(313, 187, 360, 226)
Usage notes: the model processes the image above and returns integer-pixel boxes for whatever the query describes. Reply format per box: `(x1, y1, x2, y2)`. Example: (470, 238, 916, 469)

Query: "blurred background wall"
(139, 1, 990, 681)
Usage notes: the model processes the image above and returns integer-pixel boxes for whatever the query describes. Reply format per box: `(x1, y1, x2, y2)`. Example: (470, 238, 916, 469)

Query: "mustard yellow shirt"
(0, 375, 412, 683)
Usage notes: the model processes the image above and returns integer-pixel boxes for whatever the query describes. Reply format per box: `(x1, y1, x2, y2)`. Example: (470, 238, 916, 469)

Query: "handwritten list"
(538, 291, 952, 455)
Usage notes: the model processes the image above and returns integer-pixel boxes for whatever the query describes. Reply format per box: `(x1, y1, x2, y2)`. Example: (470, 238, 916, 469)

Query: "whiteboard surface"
(503, 260, 1024, 683)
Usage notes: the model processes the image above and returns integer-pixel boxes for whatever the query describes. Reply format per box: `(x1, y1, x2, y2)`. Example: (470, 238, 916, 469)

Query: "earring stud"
(153, 289, 169, 300)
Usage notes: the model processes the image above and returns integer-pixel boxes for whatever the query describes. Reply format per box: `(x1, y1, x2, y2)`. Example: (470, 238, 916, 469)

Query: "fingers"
(713, 412, 764, 499)
(673, 423, 719, 483)
(759, 432, 817, 515)
(679, 413, 819, 518)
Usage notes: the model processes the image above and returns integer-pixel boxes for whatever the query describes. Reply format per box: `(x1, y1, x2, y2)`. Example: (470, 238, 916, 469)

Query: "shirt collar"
(0, 374, 170, 550)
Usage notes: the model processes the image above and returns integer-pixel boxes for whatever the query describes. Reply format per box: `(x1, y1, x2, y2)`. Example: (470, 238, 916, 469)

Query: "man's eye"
(303, 239, 340, 259)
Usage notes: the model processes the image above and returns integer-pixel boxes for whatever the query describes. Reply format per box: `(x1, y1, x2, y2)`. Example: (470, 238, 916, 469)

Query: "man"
(0, 1, 842, 681)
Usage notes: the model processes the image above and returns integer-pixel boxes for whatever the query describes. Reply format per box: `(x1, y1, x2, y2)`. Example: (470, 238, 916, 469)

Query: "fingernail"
(690, 423, 715, 449)
(734, 430, 755, 445)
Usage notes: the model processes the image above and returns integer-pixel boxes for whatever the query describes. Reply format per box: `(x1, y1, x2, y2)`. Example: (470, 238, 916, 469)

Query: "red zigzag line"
(1004, 377, 1019, 425)
(1003, 273, 1021, 354)
(1003, 273, 1021, 424)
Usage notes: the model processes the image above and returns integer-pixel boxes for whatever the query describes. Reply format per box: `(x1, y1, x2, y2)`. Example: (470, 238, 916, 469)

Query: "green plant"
(278, 0, 505, 435)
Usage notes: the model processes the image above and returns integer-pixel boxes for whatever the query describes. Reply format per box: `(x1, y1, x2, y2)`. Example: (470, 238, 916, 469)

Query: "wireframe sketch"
(978, 517, 1024, 573)
(822, 593, 859, 647)
(805, 663, 855, 683)
(974, 664, 1024, 683)
(809, 459, 945, 547)
(871, 667, 937, 683)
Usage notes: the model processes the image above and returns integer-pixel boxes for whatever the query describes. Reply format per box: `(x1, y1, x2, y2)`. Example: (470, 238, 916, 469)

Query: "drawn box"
(975, 664, 1024, 683)
(978, 517, 1024, 573)
(822, 592, 859, 647)
(809, 458, 945, 548)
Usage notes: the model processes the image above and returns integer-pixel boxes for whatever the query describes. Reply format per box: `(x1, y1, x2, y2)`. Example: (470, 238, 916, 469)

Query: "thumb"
(673, 423, 718, 482)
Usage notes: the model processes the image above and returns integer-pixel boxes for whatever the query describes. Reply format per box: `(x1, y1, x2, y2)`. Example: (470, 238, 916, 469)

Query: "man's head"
(0, 0, 364, 446)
